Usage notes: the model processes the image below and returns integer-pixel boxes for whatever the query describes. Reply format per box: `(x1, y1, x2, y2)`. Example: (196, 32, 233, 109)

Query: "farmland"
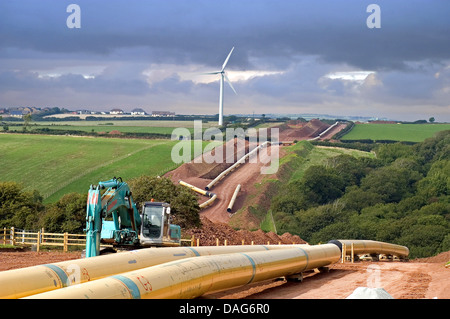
(0, 133, 212, 203)
(2, 120, 219, 135)
(341, 123, 450, 142)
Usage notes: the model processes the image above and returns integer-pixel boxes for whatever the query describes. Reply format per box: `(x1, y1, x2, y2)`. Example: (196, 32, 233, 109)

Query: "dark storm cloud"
(1, 0, 449, 70)
(1, 1, 449, 121)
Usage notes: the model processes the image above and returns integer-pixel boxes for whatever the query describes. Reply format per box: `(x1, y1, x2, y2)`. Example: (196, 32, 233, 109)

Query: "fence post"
(191, 235, 195, 247)
(2, 227, 5, 245)
(11, 227, 15, 246)
(36, 230, 41, 252)
(341, 243, 346, 263)
(351, 243, 354, 263)
(64, 233, 68, 252)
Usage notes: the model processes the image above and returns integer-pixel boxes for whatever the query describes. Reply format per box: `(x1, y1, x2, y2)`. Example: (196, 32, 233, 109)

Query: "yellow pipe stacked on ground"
(24, 244, 341, 299)
(0, 244, 306, 299)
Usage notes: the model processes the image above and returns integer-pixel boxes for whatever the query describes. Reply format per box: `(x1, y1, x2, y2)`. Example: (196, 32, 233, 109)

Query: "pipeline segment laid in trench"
(178, 180, 218, 209)
(330, 239, 409, 258)
(0, 239, 408, 299)
(24, 244, 341, 299)
(0, 244, 306, 299)
(227, 184, 241, 213)
(205, 141, 269, 191)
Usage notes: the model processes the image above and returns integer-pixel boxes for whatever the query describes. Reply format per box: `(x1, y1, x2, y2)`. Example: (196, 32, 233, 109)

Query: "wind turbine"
(204, 47, 237, 126)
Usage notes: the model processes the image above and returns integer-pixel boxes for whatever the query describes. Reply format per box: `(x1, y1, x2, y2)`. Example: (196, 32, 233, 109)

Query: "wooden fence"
(2, 227, 86, 252)
(2, 227, 289, 252)
(2, 227, 193, 252)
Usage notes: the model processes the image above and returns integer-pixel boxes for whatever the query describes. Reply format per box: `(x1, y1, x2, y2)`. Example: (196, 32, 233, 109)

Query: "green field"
(341, 123, 450, 142)
(0, 134, 214, 203)
(2, 120, 220, 135)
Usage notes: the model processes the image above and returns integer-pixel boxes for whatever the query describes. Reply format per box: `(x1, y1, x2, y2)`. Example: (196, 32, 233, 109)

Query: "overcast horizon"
(1, 0, 450, 122)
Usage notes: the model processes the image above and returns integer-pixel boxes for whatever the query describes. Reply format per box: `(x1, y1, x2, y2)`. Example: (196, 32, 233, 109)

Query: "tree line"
(0, 176, 201, 235)
(270, 130, 449, 258)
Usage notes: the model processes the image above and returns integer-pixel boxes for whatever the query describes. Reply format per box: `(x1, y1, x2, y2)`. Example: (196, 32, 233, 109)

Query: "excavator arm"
(85, 177, 141, 257)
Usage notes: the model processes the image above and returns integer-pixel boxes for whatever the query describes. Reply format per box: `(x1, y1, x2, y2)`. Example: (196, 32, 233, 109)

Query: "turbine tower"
(204, 47, 237, 126)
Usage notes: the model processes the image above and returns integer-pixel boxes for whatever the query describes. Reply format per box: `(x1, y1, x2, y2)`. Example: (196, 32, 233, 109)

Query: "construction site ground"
(0, 249, 448, 299)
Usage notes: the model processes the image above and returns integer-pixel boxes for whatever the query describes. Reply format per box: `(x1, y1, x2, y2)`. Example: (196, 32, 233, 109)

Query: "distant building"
(131, 108, 147, 115)
(151, 111, 175, 117)
(110, 108, 124, 115)
(10, 111, 23, 118)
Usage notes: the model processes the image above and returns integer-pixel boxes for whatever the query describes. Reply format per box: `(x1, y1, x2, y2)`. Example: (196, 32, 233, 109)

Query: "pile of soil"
(278, 119, 330, 141)
(183, 216, 307, 246)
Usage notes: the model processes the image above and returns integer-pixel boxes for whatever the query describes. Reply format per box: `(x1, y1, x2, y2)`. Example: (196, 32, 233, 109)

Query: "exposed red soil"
(184, 216, 306, 246)
(277, 119, 330, 142)
(206, 257, 449, 299)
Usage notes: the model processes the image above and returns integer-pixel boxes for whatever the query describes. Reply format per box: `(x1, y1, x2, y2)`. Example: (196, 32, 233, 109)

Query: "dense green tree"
(341, 186, 384, 212)
(360, 165, 422, 203)
(41, 193, 87, 233)
(128, 176, 201, 228)
(300, 166, 345, 205)
(0, 181, 44, 230)
(375, 143, 414, 164)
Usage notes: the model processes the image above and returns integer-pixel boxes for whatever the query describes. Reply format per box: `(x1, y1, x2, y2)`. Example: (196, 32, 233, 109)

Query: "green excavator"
(85, 177, 181, 257)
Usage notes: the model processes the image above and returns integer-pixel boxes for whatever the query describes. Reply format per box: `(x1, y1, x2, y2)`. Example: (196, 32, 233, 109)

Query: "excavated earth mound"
(184, 216, 307, 246)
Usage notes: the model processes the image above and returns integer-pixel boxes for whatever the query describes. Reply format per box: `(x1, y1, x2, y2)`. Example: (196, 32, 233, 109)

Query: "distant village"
(0, 106, 176, 119)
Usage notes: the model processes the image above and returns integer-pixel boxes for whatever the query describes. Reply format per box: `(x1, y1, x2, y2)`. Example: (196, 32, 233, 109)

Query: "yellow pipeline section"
(1, 239, 409, 299)
(179, 180, 218, 209)
(24, 244, 341, 299)
(227, 184, 241, 213)
(330, 240, 409, 258)
(0, 244, 304, 299)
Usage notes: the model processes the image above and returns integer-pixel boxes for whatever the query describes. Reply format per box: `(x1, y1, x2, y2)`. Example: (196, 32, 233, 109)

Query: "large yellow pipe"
(330, 240, 409, 258)
(179, 180, 214, 198)
(227, 184, 241, 213)
(0, 244, 305, 299)
(24, 244, 341, 299)
(179, 180, 218, 209)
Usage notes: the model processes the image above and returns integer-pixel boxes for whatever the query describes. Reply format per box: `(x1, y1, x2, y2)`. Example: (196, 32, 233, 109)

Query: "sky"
(1, 0, 450, 122)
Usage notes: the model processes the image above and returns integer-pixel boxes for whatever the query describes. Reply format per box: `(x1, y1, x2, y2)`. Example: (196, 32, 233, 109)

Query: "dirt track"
(206, 258, 449, 299)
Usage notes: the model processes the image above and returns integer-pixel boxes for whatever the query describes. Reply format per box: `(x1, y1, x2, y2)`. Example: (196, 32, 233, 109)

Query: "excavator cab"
(140, 201, 181, 247)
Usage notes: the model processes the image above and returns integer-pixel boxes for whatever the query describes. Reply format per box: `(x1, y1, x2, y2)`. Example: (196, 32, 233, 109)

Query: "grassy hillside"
(341, 123, 450, 142)
(230, 141, 374, 232)
(0, 134, 206, 202)
(270, 131, 450, 258)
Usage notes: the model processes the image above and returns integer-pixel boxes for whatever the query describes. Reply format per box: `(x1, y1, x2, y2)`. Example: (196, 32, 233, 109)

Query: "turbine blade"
(201, 71, 221, 75)
(224, 73, 237, 95)
(221, 47, 235, 72)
